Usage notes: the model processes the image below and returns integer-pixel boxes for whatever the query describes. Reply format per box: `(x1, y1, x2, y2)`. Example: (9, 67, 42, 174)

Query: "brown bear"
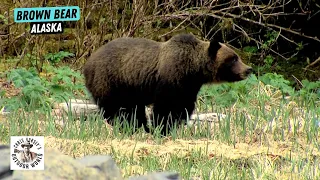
(83, 34, 252, 135)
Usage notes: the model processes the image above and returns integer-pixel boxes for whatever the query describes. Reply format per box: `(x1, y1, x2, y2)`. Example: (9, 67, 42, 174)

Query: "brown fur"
(83, 34, 252, 135)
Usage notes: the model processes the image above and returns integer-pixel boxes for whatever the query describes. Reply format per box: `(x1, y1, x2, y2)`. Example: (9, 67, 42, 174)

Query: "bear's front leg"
(96, 96, 120, 125)
(118, 104, 149, 133)
(152, 101, 195, 136)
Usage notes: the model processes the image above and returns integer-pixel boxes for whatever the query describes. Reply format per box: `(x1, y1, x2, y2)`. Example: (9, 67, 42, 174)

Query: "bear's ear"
(208, 41, 221, 60)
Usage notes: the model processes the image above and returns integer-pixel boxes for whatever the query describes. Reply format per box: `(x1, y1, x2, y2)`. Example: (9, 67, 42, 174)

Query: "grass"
(0, 73, 319, 180)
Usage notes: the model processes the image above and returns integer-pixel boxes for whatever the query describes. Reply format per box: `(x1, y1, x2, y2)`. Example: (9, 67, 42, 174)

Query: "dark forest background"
(0, 0, 319, 88)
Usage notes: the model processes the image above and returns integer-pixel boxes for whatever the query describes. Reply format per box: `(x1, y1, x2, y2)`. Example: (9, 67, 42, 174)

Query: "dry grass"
(39, 134, 319, 179)
(42, 135, 319, 162)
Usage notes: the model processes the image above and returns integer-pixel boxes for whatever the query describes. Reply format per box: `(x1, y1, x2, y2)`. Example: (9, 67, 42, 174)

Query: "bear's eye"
(233, 58, 238, 62)
(230, 57, 237, 63)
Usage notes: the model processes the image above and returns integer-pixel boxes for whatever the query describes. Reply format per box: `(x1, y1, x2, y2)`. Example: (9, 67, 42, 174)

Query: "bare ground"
(40, 134, 319, 179)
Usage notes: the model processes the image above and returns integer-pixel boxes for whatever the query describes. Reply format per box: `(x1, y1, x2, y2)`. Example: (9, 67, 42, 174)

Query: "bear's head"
(207, 41, 253, 83)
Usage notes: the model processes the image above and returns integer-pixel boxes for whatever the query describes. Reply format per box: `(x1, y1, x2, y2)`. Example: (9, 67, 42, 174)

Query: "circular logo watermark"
(10, 136, 44, 170)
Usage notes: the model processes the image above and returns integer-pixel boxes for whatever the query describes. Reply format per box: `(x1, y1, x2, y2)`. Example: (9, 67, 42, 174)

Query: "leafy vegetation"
(3, 64, 86, 112)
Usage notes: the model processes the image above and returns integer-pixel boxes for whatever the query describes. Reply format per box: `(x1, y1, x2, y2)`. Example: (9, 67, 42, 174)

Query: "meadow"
(0, 60, 319, 179)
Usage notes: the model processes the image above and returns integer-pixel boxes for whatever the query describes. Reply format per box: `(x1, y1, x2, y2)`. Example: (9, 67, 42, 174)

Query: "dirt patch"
(0, 76, 20, 98)
(43, 136, 320, 162)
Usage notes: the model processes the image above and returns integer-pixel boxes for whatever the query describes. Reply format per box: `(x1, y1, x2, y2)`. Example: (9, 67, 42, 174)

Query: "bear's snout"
(245, 67, 253, 76)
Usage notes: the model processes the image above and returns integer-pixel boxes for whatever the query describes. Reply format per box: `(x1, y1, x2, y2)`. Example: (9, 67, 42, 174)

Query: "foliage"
(199, 74, 258, 108)
(6, 67, 39, 88)
(258, 73, 295, 95)
(242, 30, 282, 73)
(41, 65, 86, 102)
(198, 72, 319, 109)
(3, 64, 86, 112)
(261, 30, 278, 50)
(44, 51, 74, 65)
(243, 46, 258, 54)
(5, 68, 48, 111)
(298, 79, 320, 100)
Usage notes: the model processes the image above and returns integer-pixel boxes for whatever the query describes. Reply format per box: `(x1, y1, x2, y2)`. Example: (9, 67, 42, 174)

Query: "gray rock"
(77, 155, 123, 180)
(12, 148, 113, 180)
(0, 144, 180, 180)
(0, 145, 12, 180)
(128, 171, 180, 180)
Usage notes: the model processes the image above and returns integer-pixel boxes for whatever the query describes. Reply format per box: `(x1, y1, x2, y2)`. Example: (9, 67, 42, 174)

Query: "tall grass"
(0, 72, 319, 179)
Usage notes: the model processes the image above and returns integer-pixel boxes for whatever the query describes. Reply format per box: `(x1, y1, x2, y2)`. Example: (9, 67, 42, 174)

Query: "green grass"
(0, 71, 319, 179)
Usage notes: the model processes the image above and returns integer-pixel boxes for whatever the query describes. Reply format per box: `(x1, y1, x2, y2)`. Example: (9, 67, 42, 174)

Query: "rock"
(0, 144, 181, 180)
(0, 145, 12, 180)
(128, 171, 180, 180)
(77, 155, 123, 179)
(55, 102, 99, 115)
(12, 148, 118, 180)
(51, 99, 226, 125)
(189, 113, 226, 123)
